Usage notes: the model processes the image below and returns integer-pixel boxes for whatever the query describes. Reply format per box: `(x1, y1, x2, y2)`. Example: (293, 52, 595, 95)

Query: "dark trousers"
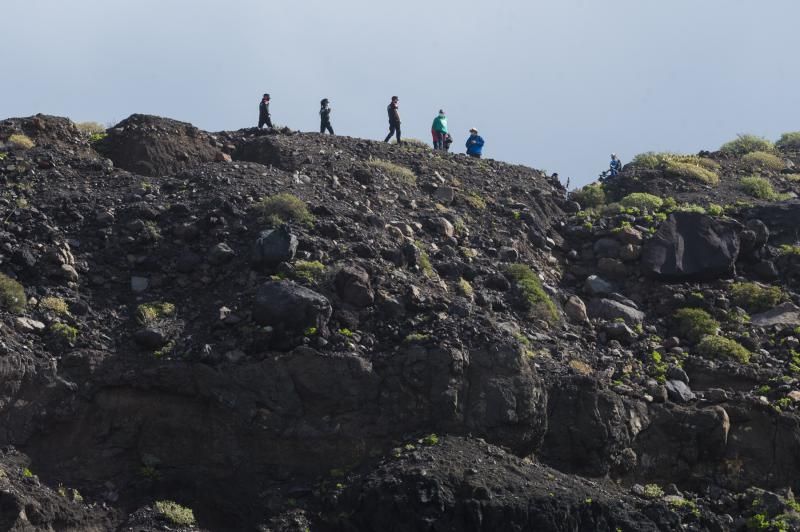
(384, 122, 401, 143)
(468, 152, 481, 159)
(258, 115, 273, 129)
(320, 121, 334, 134)
(433, 131, 445, 150)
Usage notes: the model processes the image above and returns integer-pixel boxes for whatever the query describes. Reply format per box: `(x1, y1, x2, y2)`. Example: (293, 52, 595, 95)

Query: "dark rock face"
(251, 226, 298, 268)
(641, 212, 740, 281)
(252, 280, 332, 333)
(334, 264, 374, 308)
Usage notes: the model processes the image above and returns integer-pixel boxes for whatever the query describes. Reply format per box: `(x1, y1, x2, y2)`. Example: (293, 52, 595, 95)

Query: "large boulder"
(334, 264, 374, 308)
(587, 298, 645, 325)
(253, 280, 332, 333)
(251, 226, 298, 268)
(751, 302, 800, 327)
(641, 212, 740, 281)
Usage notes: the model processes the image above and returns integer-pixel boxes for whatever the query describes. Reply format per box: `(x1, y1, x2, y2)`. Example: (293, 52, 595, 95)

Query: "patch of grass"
(779, 245, 800, 256)
(742, 151, 785, 172)
(338, 328, 354, 338)
(258, 193, 314, 226)
(696, 335, 751, 364)
(674, 203, 706, 214)
(620, 192, 663, 212)
(0, 273, 26, 313)
(731, 282, 783, 313)
(40, 296, 69, 315)
(0, 153, 7, 160)
(365, 159, 417, 184)
(507, 263, 558, 323)
(414, 240, 435, 277)
(649, 351, 668, 384)
(707, 203, 724, 216)
(456, 278, 474, 298)
(75, 121, 107, 143)
(643, 484, 664, 499)
(739, 176, 780, 200)
(8, 134, 34, 150)
(155, 500, 196, 527)
(785, 174, 800, 182)
(293, 260, 326, 282)
(674, 308, 719, 344)
(421, 434, 439, 446)
(403, 332, 431, 344)
(664, 160, 720, 185)
(569, 359, 592, 375)
(463, 191, 487, 210)
(570, 183, 605, 208)
(51, 323, 78, 343)
(392, 138, 429, 149)
(136, 302, 176, 325)
(776, 131, 800, 151)
(720, 134, 774, 156)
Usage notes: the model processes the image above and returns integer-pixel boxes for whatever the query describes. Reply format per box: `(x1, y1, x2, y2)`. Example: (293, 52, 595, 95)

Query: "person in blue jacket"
(466, 128, 484, 158)
(609, 153, 622, 176)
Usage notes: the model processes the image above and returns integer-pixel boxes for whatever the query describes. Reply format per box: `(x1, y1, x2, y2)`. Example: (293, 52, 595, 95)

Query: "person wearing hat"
(319, 98, 334, 135)
(384, 96, 402, 143)
(431, 110, 448, 150)
(466, 128, 484, 158)
(609, 153, 622, 176)
(258, 93, 273, 129)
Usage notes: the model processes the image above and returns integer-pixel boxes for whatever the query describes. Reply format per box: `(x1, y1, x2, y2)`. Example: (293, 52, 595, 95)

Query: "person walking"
(319, 99, 334, 134)
(466, 128, 484, 158)
(384, 96, 401, 144)
(258, 93, 273, 129)
(609, 153, 622, 176)
(431, 110, 448, 150)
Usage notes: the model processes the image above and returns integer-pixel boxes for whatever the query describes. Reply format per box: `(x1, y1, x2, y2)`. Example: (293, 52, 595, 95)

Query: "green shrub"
(674, 203, 706, 214)
(8, 134, 34, 150)
(695, 335, 751, 364)
(741, 151, 785, 172)
(154, 500, 196, 527)
(294, 260, 326, 282)
(706, 203, 724, 216)
(776, 131, 800, 151)
(40, 296, 69, 315)
(779, 245, 800, 256)
(507, 263, 558, 323)
(51, 323, 78, 343)
(463, 191, 487, 210)
(136, 302, 176, 325)
(457, 278, 474, 297)
(674, 308, 719, 343)
(75, 121, 105, 136)
(739, 176, 779, 200)
(404, 332, 431, 343)
(258, 193, 314, 226)
(0, 273, 26, 313)
(365, 159, 417, 184)
(620, 192, 663, 212)
(720, 134, 774, 156)
(571, 183, 606, 208)
(643, 484, 664, 499)
(415, 241, 435, 277)
(730, 282, 783, 312)
(664, 160, 720, 185)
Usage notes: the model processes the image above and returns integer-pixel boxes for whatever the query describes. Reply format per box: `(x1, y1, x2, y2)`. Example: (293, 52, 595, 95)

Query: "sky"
(3, 0, 800, 187)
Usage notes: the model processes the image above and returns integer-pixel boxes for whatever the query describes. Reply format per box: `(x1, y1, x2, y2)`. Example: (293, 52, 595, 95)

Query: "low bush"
(730, 282, 783, 313)
(40, 296, 69, 315)
(457, 278, 474, 297)
(294, 260, 326, 282)
(664, 160, 720, 185)
(571, 183, 605, 208)
(8, 134, 34, 150)
(741, 151, 785, 172)
(75, 121, 105, 136)
(776, 131, 800, 151)
(0, 273, 26, 313)
(507, 263, 558, 323)
(720, 134, 774, 156)
(674, 308, 719, 343)
(414, 240, 435, 277)
(155, 500, 196, 527)
(739, 176, 779, 200)
(51, 323, 78, 343)
(620, 192, 663, 212)
(366, 159, 417, 184)
(706, 203, 724, 216)
(463, 191, 487, 210)
(258, 193, 314, 226)
(136, 302, 176, 325)
(695, 335, 751, 364)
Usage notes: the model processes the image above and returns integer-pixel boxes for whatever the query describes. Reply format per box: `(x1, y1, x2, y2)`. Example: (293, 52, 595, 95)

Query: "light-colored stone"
(564, 295, 589, 324)
(131, 276, 149, 292)
(15, 317, 45, 333)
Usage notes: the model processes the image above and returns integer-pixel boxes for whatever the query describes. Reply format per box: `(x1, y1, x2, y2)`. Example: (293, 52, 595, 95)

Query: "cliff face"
(0, 114, 799, 531)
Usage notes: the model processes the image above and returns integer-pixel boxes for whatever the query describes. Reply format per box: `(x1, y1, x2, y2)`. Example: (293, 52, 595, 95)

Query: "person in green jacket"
(431, 110, 448, 150)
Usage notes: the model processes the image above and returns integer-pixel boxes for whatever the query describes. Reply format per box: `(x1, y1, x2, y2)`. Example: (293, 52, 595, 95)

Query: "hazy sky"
(3, 0, 800, 186)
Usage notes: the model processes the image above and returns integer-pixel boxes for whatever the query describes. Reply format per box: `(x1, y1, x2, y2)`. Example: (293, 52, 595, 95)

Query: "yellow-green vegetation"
(631, 152, 720, 184)
(730, 282, 783, 313)
(706, 203, 724, 216)
(643, 484, 664, 499)
(414, 240, 435, 277)
(571, 183, 606, 208)
(40, 296, 69, 315)
(741, 151, 785, 172)
(463, 191, 487, 210)
(664, 160, 719, 185)
(0, 153, 7, 160)
(75, 121, 106, 143)
(136, 302, 176, 325)
(568, 359, 592, 376)
(696, 335, 751, 364)
(674, 203, 707, 214)
(51, 323, 78, 343)
(258, 193, 314, 226)
(456, 278, 474, 298)
(507, 263, 559, 323)
(365, 159, 417, 184)
(674, 308, 719, 344)
(404, 332, 431, 343)
(786, 174, 800, 182)
(649, 351, 668, 383)
(0, 273, 26, 313)
(338, 328, 354, 338)
(779, 245, 800, 256)
(739, 176, 780, 200)
(776, 131, 800, 151)
(720, 134, 774, 156)
(422, 434, 440, 445)
(8, 134, 34, 150)
(620, 192, 663, 212)
(392, 138, 429, 149)
(154, 500, 196, 527)
(293, 260, 326, 282)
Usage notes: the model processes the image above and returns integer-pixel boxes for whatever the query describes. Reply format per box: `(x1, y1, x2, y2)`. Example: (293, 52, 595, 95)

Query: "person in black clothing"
(258, 94, 272, 129)
(383, 96, 401, 143)
(319, 98, 334, 134)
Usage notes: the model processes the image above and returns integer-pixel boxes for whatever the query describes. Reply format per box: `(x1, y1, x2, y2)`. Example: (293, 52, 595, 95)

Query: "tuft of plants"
(695, 335, 751, 364)
(365, 159, 417, 184)
(258, 193, 314, 226)
(730, 282, 783, 313)
(0, 273, 26, 313)
(421, 434, 440, 446)
(75, 121, 107, 142)
(776, 131, 800, 151)
(415, 240, 435, 277)
(136, 302, 176, 325)
(620, 192, 663, 212)
(720, 134, 774, 156)
(643, 484, 664, 499)
(507, 263, 559, 323)
(456, 278, 474, 298)
(664, 160, 720, 185)
(403, 332, 431, 344)
(571, 183, 606, 208)
(778, 244, 800, 256)
(51, 323, 78, 344)
(674, 308, 719, 344)
(293, 260, 326, 282)
(463, 191, 487, 210)
(40, 296, 69, 315)
(392, 138, 429, 149)
(742, 151, 785, 172)
(154, 500, 196, 527)
(739, 176, 780, 200)
(8, 134, 34, 150)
